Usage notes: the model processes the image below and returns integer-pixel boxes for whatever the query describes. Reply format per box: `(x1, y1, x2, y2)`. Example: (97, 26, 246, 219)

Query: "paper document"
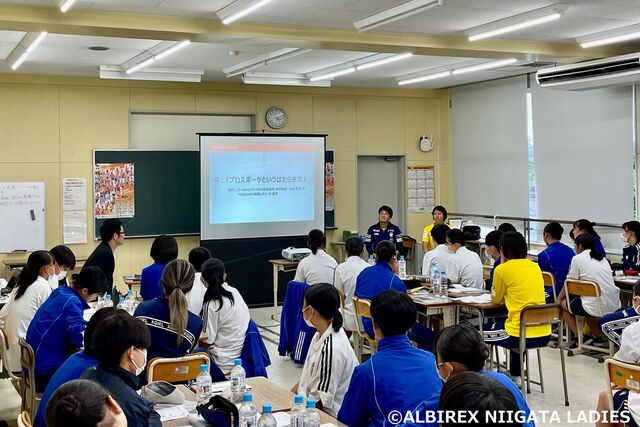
(272, 412, 291, 427)
(63, 211, 87, 244)
(450, 285, 485, 294)
(157, 405, 190, 422)
(452, 294, 493, 304)
(63, 178, 87, 211)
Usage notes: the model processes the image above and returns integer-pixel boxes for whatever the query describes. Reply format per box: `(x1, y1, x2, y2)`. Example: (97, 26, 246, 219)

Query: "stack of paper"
(452, 294, 493, 304)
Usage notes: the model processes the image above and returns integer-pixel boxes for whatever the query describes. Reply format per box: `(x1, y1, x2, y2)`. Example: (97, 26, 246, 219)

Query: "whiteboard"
(0, 182, 46, 253)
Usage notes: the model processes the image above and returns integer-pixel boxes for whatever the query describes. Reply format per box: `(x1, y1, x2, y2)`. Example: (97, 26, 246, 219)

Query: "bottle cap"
(234, 359, 242, 366)
(199, 364, 207, 372)
(244, 393, 252, 402)
(106, 295, 111, 300)
(306, 399, 316, 408)
(262, 404, 272, 414)
(294, 395, 304, 404)
(119, 297, 124, 302)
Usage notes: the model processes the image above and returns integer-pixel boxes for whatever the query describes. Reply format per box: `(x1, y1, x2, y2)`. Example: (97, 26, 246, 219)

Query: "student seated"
(294, 229, 338, 285)
(46, 379, 126, 427)
(484, 230, 503, 289)
(537, 222, 575, 302)
(34, 307, 118, 427)
(187, 246, 212, 316)
(498, 223, 517, 232)
(573, 218, 606, 258)
(421, 224, 459, 282)
(81, 311, 161, 427)
(435, 324, 533, 427)
(483, 231, 550, 379)
(333, 237, 369, 333)
(48, 245, 76, 288)
(135, 259, 203, 361)
(0, 250, 54, 373)
(338, 290, 442, 427)
(557, 234, 620, 343)
(422, 205, 451, 253)
(199, 258, 250, 375)
(140, 235, 178, 301)
(446, 229, 484, 289)
(622, 221, 640, 271)
(292, 284, 358, 417)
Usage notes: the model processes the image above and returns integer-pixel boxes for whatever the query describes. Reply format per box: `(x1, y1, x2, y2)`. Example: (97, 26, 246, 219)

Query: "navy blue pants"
(598, 307, 640, 346)
(408, 322, 436, 353)
(482, 322, 550, 377)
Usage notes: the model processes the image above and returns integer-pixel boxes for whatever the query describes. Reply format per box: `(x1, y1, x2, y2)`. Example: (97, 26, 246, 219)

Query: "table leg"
(442, 305, 456, 327)
(273, 265, 279, 319)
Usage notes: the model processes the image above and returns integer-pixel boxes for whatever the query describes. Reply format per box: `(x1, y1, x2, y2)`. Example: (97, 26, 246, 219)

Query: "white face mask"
(57, 270, 67, 281)
(302, 306, 314, 328)
(131, 347, 147, 376)
(47, 275, 59, 290)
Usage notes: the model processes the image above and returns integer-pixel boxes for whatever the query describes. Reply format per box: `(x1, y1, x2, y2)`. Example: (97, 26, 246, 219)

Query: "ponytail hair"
(304, 283, 342, 332)
(46, 379, 111, 427)
(574, 218, 601, 239)
(307, 229, 325, 255)
(201, 258, 234, 318)
(435, 324, 489, 372)
(160, 259, 195, 345)
(575, 233, 603, 261)
(15, 250, 52, 300)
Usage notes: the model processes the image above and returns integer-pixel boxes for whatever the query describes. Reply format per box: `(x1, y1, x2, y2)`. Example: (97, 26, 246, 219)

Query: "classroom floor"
(0, 307, 605, 426)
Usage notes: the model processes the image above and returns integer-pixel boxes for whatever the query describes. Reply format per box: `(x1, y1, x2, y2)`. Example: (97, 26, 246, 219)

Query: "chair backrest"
(482, 265, 492, 281)
(18, 338, 36, 392)
(565, 279, 601, 298)
(0, 328, 21, 381)
(541, 271, 557, 300)
(605, 358, 640, 393)
(18, 411, 32, 427)
(146, 352, 210, 383)
(520, 303, 562, 328)
(353, 297, 372, 319)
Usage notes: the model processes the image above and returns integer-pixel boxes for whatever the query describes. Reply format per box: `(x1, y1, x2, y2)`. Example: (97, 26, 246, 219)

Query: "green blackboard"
(94, 150, 199, 238)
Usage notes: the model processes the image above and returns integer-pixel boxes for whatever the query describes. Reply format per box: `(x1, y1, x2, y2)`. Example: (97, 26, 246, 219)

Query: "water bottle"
(231, 358, 246, 403)
(289, 395, 305, 427)
(368, 254, 375, 265)
(398, 255, 407, 279)
(302, 399, 320, 427)
(117, 296, 126, 310)
(125, 289, 136, 314)
(258, 404, 276, 427)
(239, 394, 257, 427)
(440, 270, 448, 298)
(432, 268, 441, 297)
(195, 364, 212, 403)
(103, 294, 113, 308)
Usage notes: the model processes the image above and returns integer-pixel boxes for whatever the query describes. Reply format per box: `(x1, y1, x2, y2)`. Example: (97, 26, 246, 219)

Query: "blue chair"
(240, 320, 271, 378)
(277, 281, 316, 364)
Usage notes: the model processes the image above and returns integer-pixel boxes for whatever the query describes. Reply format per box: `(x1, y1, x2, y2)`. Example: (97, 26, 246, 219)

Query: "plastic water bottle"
(125, 289, 136, 314)
(195, 364, 212, 403)
(440, 270, 448, 298)
(398, 255, 407, 279)
(368, 254, 375, 265)
(258, 404, 276, 427)
(117, 296, 126, 310)
(432, 268, 441, 297)
(231, 358, 246, 403)
(302, 399, 320, 427)
(289, 395, 305, 427)
(239, 394, 257, 427)
(103, 294, 113, 308)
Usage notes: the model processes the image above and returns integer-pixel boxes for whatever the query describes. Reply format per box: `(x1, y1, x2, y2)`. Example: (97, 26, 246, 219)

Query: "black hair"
(201, 258, 234, 316)
(375, 240, 396, 263)
(439, 372, 521, 427)
(378, 205, 393, 218)
(435, 324, 489, 372)
(46, 379, 112, 427)
(432, 205, 448, 220)
(497, 223, 517, 233)
(307, 229, 325, 255)
(499, 231, 527, 260)
(99, 219, 123, 243)
(370, 290, 416, 337)
(50, 245, 76, 270)
(633, 280, 640, 297)
(575, 233, 604, 261)
(624, 221, 640, 241)
(15, 250, 53, 300)
(543, 222, 564, 241)
(573, 219, 601, 239)
(304, 283, 343, 332)
(484, 230, 503, 249)
(91, 311, 151, 367)
(446, 229, 466, 246)
(188, 247, 212, 272)
(150, 235, 179, 264)
(84, 307, 118, 357)
(71, 266, 107, 296)
(569, 229, 575, 242)
(345, 237, 364, 257)
(430, 224, 450, 245)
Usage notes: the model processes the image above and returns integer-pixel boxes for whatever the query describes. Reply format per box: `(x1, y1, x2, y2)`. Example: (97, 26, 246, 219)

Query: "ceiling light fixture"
(578, 23, 640, 48)
(451, 58, 517, 75)
(353, 0, 443, 32)
(309, 67, 356, 82)
(356, 53, 413, 71)
(99, 66, 204, 82)
(11, 31, 47, 71)
(125, 40, 191, 74)
(218, 0, 274, 25)
(223, 48, 312, 78)
(398, 70, 451, 86)
(467, 4, 567, 42)
(60, 0, 77, 13)
(242, 72, 331, 87)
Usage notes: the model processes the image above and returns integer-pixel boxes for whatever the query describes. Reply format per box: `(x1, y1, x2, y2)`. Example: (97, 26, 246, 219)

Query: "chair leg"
(537, 348, 544, 393)
(525, 350, 531, 394)
(353, 334, 363, 362)
(519, 349, 526, 397)
(489, 344, 494, 370)
(559, 321, 570, 406)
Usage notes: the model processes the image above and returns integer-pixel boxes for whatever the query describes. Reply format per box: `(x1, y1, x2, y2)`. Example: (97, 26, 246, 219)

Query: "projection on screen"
(200, 134, 326, 240)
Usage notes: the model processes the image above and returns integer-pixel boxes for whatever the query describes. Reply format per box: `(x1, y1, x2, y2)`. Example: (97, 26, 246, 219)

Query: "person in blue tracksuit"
(537, 222, 575, 302)
(365, 205, 403, 256)
(140, 235, 178, 301)
(622, 221, 640, 270)
(26, 266, 108, 392)
(572, 218, 606, 258)
(338, 290, 442, 427)
(484, 230, 503, 290)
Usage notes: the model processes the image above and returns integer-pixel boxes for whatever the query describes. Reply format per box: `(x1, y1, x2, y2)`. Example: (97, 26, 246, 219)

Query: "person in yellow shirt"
(483, 231, 551, 380)
(422, 205, 451, 252)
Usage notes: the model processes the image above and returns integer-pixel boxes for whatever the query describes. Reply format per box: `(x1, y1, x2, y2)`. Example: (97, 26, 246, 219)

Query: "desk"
(330, 241, 346, 262)
(456, 300, 506, 333)
(122, 275, 141, 290)
(268, 259, 299, 319)
(3, 256, 87, 273)
(410, 290, 457, 327)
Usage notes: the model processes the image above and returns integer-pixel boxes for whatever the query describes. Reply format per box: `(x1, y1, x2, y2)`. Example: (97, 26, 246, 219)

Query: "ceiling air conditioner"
(535, 53, 640, 90)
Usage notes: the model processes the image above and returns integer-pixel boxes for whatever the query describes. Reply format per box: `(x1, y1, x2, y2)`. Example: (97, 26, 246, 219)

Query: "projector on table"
(282, 247, 312, 261)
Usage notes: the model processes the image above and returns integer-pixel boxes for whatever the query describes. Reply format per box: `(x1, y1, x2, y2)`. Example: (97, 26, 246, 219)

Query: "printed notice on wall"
(63, 211, 88, 244)
(407, 166, 435, 213)
(63, 178, 86, 211)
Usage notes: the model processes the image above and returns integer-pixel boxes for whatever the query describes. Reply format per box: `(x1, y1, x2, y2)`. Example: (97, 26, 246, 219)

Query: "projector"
(282, 247, 312, 261)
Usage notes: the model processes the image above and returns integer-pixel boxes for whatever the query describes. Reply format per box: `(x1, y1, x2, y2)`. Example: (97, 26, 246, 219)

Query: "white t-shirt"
(294, 249, 338, 286)
(421, 244, 460, 282)
(333, 256, 370, 331)
(567, 250, 620, 316)
(0, 276, 51, 372)
(452, 246, 484, 289)
(187, 272, 206, 316)
(614, 320, 640, 423)
(201, 283, 251, 373)
(298, 326, 358, 417)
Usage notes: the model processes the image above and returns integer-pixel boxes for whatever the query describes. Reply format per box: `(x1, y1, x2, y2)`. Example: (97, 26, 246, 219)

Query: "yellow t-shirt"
(421, 222, 452, 252)
(491, 259, 551, 338)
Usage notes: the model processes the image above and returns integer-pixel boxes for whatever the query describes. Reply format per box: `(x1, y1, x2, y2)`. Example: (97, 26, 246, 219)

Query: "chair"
(352, 296, 377, 362)
(565, 279, 615, 361)
(542, 271, 556, 301)
(482, 265, 492, 281)
(18, 338, 40, 421)
(17, 411, 32, 427)
(0, 328, 24, 396)
(146, 352, 210, 383)
(604, 358, 640, 413)
(518, 304, 569, 406)
(240, 319, 271, 378)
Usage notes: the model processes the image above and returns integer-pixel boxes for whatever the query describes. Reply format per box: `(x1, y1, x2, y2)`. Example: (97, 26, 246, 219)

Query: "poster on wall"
(94, 163, 135, 218)
(325, 161, 335, 211)
(407, 166, 435, 213)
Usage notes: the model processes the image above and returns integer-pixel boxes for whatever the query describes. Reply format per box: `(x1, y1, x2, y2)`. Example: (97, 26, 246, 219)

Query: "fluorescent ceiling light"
(451, 58, 517, 75)
(242, 72, 331, 87)
(26, 32, 47, 52)
(578, 23, 640, 48)
(398, 70, 451, 86)
(223, 48, 312, 78)
(309, 67, 356, 82)
(356, 53, 413, 71)
(218, 0, 274, 25)
(100, 66, 204, 83)
(467, 4, 567, 42)
(11, 31, 47, 71)
(125, 40, 191, 74)
(11, 52, 29, 71)
(353, 0, 442, 32)
(60, 0, 77, 13)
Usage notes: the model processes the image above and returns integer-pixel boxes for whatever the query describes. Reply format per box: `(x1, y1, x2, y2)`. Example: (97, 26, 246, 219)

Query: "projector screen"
(200, 134, 326, 240)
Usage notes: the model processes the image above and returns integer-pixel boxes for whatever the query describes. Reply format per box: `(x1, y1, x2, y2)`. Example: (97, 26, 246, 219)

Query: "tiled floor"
(0, 307, 608, 426)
